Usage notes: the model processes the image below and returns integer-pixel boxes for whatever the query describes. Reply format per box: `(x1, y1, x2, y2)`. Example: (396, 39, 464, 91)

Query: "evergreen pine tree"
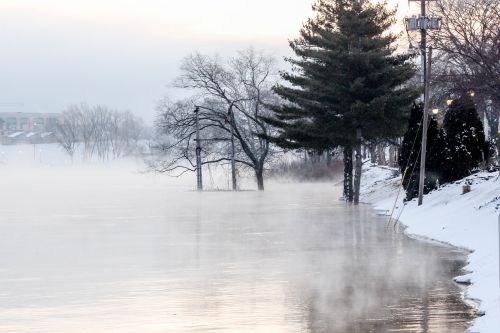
(443, 94, 486, 181)
(265, 0, 418, 204)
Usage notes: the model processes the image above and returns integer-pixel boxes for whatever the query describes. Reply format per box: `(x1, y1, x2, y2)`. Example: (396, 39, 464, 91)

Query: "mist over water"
(0, 165, 474, 332)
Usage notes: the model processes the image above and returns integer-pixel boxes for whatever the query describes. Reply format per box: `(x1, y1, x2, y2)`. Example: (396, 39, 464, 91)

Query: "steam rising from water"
(0, 165, 473, 332)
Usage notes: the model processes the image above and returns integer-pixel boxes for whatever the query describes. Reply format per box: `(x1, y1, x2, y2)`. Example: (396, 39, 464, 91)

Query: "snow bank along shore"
(360, 165, 500, 333)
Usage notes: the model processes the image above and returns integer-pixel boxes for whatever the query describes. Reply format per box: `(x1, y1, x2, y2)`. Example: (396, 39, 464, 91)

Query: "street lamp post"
(228, 104, 237, 191)
(418, 46, 433, 206)
(405, 0, 442, 206)
(194, 104, 239, 191)
(194, 107, 203, 191)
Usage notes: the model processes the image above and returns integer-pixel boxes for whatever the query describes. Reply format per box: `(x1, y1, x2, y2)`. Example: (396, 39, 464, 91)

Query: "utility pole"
(420, 0, 427, 86)
(418, 46, 432, 206)
(194, 104, 238, 191)
(405, 0, 441, 206)
(417, 0, 428, 206)
(194, 106, 203, 191)
(228, 105, 237, 191)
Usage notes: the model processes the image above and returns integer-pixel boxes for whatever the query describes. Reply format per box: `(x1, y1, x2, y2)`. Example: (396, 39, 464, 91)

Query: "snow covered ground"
(360, 164, 500, 333)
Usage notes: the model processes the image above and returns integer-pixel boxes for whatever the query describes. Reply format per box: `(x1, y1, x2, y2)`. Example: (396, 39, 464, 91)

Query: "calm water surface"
(0, 172, 475, 332)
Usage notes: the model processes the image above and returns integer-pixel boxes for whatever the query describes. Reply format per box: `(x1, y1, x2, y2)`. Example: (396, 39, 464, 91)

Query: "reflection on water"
(0, 180, 474, 332)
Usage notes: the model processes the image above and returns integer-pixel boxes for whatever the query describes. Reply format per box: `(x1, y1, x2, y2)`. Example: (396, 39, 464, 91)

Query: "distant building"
(0, 112, 60, 145)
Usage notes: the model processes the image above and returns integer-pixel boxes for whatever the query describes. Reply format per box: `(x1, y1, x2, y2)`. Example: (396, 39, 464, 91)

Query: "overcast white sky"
(0, 0, 411, 123)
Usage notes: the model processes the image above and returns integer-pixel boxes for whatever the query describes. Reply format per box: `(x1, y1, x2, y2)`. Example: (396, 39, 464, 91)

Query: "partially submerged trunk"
(255, 168, 264, 191)
(353, 128, 363, 205)
(343, 146, 354, 202)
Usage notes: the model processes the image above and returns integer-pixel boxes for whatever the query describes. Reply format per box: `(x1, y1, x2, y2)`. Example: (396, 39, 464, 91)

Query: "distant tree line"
(56, 104, 144, 161)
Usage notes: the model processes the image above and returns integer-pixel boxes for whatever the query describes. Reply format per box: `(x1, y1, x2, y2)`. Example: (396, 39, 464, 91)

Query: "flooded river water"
(0, 169, 475, 332)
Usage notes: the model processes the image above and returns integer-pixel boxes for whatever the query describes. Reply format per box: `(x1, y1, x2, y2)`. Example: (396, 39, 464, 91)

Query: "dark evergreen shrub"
(399, 103, 445, 200)
(443, 94, 486, 181)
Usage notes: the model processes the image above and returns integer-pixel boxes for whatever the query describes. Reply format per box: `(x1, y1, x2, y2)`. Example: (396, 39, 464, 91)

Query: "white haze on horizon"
(0, 0, 411, 124)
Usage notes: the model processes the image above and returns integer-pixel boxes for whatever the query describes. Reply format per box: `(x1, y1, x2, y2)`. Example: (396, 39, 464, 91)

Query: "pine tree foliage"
(264, 0, 418, 202)
(426, 127, 449, 186)
(443, 94, 486, 181)
(267, 0, 417, 145)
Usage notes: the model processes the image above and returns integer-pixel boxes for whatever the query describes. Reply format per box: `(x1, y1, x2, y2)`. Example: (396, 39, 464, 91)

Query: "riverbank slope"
(360, 165, 500, 333)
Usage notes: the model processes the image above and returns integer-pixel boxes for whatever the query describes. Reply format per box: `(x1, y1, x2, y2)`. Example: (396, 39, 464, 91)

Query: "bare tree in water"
(154, 48, 280, 190)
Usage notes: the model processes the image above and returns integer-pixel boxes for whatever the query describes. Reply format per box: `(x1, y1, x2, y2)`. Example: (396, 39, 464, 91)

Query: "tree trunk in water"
(343, 146, 354, 202)
(353, 128, 363, 205)
(255, 168, 264, 191)
(326, 151, 332, 167)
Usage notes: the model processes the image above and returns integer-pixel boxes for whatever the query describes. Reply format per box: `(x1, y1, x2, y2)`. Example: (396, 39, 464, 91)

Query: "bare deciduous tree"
(56, 106, 80, 161)
(56, 104, 144, 161)
(430, 0, 499, 141)
(154, 48, 280, 190)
